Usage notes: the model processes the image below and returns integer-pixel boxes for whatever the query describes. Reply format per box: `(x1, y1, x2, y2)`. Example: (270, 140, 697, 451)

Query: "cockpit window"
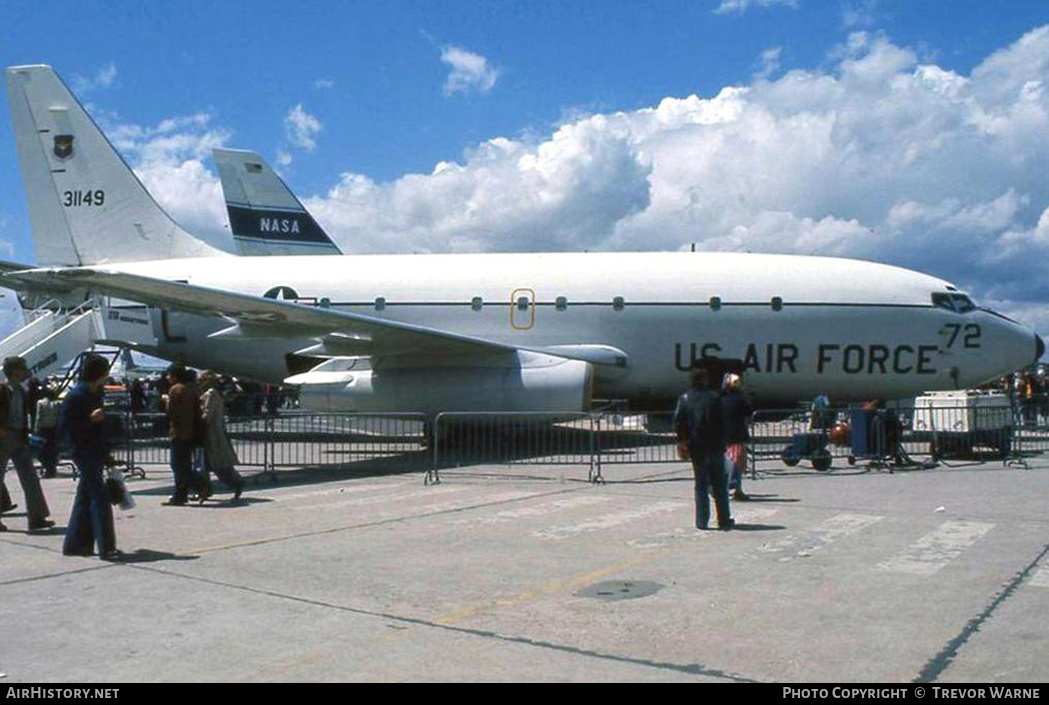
(932, 292, 976, 313)
(932, 293, 955, 311)
(951, 294, 976, 313)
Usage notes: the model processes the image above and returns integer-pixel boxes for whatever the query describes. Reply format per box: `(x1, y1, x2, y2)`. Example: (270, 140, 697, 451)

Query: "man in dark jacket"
(0, 356, 53, 532)
(61, 354, 119, 559)
(674, 367, 734, 530)
(164, 363, 208, 506)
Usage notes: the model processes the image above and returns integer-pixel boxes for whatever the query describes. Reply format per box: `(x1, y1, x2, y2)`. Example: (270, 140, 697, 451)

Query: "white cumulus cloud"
(98, 110, 233, 249)
(284, 104, 323, 152)
(754, 47, 783, 80)
(71, 62, 117, 94)
(714, 0, 798, 15)
(441, 45, 499, 96)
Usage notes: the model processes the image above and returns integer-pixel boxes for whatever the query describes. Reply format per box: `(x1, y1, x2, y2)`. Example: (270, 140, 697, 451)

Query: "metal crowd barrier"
(429, 410, 692, 484)
(431, 412, 598, 485)
(93, 399, 1046, 486)
(749, 403, 1021, 473)
(107, 411, 428, 483)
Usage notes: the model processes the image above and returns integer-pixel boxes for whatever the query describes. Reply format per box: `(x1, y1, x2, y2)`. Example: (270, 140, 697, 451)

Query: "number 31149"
(63, 190, 105, 207)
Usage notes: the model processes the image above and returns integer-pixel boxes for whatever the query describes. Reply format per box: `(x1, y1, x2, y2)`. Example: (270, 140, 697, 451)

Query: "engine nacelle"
(288, 352, 594, 414)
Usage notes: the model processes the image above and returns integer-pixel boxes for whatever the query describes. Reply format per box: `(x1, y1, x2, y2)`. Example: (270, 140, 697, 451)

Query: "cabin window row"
(369, 296, 788, 311)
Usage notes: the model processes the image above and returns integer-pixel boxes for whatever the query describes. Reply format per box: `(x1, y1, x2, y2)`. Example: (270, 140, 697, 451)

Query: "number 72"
(943, 323, 981, 349)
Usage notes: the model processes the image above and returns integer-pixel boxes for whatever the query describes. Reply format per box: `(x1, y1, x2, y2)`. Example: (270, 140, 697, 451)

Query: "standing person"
(674, 367, 734, 531)
(198, 371, 245, 500)
(61, 354, 120, 559)
(130, 378, 147, 414)
(0, 357, 54, 532)
(265, 384, 279, 416)
(163, 363, 209, 506)
(25, 375, 41, 432)
(34, 386, 62, 478)
(721, 373, 752, 501)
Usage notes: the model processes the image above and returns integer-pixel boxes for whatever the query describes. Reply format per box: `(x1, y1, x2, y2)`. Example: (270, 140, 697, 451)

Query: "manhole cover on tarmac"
(575, 580, 664, 601)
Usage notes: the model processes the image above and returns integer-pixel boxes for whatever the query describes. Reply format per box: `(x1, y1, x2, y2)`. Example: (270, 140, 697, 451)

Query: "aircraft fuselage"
(93, 250, 1040, 407)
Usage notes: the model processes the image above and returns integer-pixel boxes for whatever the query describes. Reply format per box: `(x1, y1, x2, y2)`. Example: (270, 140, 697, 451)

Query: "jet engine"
(287, 351, 594, 415)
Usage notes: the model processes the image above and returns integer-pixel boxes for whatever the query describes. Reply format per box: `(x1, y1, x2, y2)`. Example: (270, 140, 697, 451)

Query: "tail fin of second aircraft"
(214, 148, 342, 256)
(5, 64, 227, 265)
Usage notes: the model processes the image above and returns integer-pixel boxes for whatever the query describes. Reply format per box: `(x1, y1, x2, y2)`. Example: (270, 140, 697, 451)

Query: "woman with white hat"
(721, 373, 752, 501)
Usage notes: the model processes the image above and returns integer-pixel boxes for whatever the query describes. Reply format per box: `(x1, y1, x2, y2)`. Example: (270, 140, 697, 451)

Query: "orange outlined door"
(510, 288, 535, 330)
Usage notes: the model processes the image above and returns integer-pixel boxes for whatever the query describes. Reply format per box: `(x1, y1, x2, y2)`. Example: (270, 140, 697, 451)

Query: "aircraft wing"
(0, 259, 36, 274)
(5, 267, 518, 358)
(0, 259, 60, 288)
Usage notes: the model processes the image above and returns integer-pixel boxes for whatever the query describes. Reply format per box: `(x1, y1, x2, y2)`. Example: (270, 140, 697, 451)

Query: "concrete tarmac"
(1, 454, 1047, 682)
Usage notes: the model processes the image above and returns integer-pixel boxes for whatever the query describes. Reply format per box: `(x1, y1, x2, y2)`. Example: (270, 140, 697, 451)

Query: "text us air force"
(675, 341, 945, 375)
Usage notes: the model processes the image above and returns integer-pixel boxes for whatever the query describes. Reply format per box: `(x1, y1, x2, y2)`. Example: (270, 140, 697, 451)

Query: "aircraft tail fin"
(5, 64, 227, 265)
(214, 148, 341, 256)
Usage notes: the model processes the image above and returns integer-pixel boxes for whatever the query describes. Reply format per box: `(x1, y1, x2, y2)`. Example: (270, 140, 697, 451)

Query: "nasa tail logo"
(53, 134, 74, 160)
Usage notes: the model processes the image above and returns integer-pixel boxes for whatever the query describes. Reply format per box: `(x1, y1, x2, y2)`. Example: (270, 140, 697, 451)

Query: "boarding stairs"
(0, 299, 105, 380)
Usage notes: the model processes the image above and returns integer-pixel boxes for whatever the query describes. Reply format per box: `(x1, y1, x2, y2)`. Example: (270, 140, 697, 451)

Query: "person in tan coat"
(198, 371, 244, 500)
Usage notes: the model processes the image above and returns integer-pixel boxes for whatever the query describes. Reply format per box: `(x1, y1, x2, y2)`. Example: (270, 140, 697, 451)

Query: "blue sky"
(2, 0, 1049, 332)
(3, 1, 1044, 186)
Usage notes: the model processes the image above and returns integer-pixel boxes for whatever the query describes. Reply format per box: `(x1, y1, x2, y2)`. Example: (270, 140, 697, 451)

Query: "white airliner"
(3, 64, 1042, 414)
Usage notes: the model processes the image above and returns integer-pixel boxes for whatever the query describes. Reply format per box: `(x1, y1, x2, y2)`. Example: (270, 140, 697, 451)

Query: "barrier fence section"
(109, 411, 429, 482)
(1012, 395, 1049, 459)
(749, 402, 1020, 471)
(431, 412, 598, 485)
(102, 399, 1048, 484)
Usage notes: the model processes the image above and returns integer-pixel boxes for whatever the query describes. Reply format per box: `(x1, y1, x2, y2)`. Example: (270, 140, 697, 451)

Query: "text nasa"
(675, 342, 940, 375)
(258, 217, 301, 234)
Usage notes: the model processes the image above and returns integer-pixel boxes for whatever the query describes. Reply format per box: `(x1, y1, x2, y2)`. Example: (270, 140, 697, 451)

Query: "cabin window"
(709, 296, 721, 311)
(517, 296, 530, 311)
(613, 296, 625, 311)
(319, 297, 331, 309)
(374, 297, 386, 311)
(555, 296, 568, 311)
(471, 296, 483, 311)
(771, 296, 783, 311)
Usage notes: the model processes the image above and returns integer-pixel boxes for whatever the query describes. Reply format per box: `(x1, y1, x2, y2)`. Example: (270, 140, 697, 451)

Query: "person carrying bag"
(61, 354, 121, 560)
